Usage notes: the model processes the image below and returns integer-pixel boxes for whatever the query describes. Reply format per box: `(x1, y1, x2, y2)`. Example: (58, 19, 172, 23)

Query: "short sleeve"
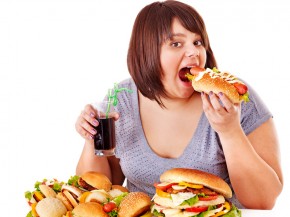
(240, 82, 272, 135)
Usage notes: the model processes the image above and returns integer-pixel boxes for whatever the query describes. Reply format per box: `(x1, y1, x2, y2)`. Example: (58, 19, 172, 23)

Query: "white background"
(1, 0, 289, 216)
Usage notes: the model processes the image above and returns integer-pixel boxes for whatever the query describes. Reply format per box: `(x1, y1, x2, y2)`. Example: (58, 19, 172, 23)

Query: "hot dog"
(186, 67, 249, 103)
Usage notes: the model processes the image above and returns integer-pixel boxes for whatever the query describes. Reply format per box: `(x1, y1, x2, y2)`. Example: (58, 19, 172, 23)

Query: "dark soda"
(94, 117, 116, 154)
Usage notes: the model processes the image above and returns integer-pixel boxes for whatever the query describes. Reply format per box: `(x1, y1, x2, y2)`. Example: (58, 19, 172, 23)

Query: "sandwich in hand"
(186, 67, 249, 103)
(151, 168, 241, 217)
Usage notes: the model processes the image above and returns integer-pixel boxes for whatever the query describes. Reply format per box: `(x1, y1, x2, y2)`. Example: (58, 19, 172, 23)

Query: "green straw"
(105, 83, 133, 118)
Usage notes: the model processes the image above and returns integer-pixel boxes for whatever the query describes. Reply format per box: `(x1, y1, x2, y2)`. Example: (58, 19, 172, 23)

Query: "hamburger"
(118, 192, 152, 217)
(77, 171, 112, 191)
(185, 67, 249, 103)
(151, 168, 242, 217)
(57, 184, 83, 210)
(24, 178, 64, 216)
(70, 202, 108, 217)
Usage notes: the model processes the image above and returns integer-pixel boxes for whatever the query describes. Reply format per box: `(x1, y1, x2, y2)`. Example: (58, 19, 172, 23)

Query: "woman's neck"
(138, 91, 200, 111)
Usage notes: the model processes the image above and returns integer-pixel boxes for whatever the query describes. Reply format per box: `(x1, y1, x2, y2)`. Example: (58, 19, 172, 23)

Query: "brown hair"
(127, 0, 217, 106)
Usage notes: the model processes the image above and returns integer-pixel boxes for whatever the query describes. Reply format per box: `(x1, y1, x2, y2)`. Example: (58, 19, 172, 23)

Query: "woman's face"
(160, 18, 207, 99)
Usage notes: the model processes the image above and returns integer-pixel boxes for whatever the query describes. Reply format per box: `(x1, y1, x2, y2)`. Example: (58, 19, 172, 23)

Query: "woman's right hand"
(75, 104, 99, 140)
(75, 104, 120, 141)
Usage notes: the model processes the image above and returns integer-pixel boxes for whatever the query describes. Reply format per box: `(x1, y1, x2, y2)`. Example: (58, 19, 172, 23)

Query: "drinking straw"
(105, 83, 133, 118)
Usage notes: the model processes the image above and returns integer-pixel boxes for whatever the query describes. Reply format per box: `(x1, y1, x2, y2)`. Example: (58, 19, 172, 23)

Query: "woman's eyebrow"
(170, 33, 186, 38)
(166, 33, 186, 41)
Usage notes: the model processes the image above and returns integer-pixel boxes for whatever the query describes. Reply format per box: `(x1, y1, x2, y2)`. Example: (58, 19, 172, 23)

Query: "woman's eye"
(194, 40, 203, 46)
(171, 42, 182, 48)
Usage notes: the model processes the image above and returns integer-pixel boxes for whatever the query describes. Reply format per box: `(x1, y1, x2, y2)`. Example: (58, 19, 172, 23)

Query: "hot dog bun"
(188, 67, 249, 103)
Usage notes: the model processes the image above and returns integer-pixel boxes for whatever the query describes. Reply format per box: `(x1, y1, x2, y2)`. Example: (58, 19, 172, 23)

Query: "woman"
(75, 0, 283, 209)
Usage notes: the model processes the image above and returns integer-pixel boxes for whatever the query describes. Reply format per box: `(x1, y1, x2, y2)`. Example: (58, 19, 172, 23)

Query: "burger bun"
(160, 168, 232, 198)
(72, 202, 108, 217)
(36, 197, 67, 217)
(79, 171, 112, 191)
(118, 192, 151, 217)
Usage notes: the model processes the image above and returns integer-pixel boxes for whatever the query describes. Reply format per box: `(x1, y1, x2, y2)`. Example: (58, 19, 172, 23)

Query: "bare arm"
(219, 119, 283, 209)
(202, 92, 283, 209)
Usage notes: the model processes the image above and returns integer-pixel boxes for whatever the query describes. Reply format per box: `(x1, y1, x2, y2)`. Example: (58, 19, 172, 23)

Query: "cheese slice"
(162, 208, 182, 216)
(170, 192, 196, 206)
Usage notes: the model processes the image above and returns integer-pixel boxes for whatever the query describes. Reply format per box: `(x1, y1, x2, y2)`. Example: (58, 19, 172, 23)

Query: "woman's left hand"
(201, 91, 241, 134)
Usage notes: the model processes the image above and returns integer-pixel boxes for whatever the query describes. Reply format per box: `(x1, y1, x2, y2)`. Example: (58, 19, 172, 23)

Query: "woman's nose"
(185, 45, 200, 58)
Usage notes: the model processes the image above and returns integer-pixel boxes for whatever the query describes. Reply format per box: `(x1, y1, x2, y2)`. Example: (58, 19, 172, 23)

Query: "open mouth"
(178, 67, 191, 82)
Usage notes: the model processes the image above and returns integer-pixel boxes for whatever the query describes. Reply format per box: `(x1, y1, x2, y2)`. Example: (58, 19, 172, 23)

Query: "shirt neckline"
(131, 80, 205, 161)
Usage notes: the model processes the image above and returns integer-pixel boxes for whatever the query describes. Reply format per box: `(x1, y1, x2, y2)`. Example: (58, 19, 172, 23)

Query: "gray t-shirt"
(113, 78, 272, 208)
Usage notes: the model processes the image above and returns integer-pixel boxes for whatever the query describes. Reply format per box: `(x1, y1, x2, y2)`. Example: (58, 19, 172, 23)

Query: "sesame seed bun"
(160, 168, 232, 198)
(36, 197, 67, 217)
(118, 192, 151, 217)
(79, 171, 112, 191)
(72, 202, 108, 217)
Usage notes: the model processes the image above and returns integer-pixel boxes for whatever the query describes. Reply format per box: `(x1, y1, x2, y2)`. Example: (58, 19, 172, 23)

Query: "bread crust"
(63, 189, 78, 208)
(36, 197, 67, 217)
(80, 171, 112, 191)
(111, 185, 129, 192)
(118, 192, 151, 217)
(160, 168, 232, 198)
(192, 72, 240, 103)
(72, 202, 108, 217)
(56, 192, 73, 211)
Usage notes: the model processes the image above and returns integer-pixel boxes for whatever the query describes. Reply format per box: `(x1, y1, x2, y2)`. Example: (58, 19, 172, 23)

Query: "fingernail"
(201, 91, 204, 95)
(90, 112, 95, 117)
(92, 120, 98, 126)
(91, 128, 97, 134)
(218, 92, 223, 96)
(90, 134, 94, 140)
(209, 91, 213, 96)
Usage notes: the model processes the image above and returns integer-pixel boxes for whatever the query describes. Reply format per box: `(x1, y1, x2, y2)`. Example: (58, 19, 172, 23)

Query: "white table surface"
(241, 209, 283, 217)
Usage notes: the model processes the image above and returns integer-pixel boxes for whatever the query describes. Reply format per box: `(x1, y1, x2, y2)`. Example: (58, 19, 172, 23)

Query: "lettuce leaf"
(152, 209, 165, 217)
(113, 192, 129, 206)
(67, 175, 80, 187)
(223, 204, 242, 217)
(180, 195, 199, 206)
(24, 191, 32, 200)
(26, 211, 33, 217)
(108, 210, 118, 217)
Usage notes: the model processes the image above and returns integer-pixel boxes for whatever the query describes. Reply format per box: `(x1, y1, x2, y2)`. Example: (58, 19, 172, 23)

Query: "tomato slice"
(198, 195, 218, 201)
(103, 202, 116, 213)
(186, 206, 208, 212)
(154, 182, 176, 191)
(190, 67, 205, 75)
